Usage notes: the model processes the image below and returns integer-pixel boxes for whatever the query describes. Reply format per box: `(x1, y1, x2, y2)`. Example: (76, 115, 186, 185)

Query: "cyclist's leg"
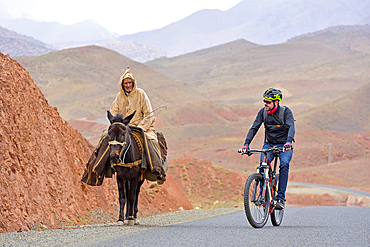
(277, 148, 293, 202)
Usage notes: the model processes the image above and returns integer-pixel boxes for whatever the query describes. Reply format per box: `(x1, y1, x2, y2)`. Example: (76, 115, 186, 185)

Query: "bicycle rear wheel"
(244, 173, 270, 228)
(270, 174, 284, 226)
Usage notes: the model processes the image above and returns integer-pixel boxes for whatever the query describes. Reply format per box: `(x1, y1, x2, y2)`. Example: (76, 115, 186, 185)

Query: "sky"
(0, 0, 243, 35)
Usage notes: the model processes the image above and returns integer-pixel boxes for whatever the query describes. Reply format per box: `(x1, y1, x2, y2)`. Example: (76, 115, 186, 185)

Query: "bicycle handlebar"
(239, 146, 285, 156)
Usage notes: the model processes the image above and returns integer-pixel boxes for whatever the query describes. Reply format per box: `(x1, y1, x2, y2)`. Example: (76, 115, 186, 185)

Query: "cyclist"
(239, 88, 295, 209)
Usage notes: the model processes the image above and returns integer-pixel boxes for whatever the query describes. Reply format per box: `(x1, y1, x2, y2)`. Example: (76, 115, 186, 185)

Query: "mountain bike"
(239, 146, 285, 228)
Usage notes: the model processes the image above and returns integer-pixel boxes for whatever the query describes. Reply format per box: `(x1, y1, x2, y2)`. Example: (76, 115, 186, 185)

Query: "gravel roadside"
(0, 207, 242, 247)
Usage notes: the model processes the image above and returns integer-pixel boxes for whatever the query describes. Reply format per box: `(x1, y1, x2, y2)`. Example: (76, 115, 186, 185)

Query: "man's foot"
(275, 199, 285, 210)
(156, 173, 166, 184)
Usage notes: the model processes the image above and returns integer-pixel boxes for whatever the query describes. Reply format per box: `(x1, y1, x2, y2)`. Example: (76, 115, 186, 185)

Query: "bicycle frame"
(255, 151, 279, 213)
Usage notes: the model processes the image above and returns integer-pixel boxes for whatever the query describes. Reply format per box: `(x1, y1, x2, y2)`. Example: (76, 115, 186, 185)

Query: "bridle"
(108, 121, 132, 166)
(108, 122, 127, 147)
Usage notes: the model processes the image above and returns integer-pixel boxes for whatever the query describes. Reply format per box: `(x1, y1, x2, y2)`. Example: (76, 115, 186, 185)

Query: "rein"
(129, 106, 167, 125)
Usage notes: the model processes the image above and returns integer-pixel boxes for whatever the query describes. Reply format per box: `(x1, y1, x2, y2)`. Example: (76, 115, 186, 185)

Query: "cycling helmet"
(263, 87, 282, 101)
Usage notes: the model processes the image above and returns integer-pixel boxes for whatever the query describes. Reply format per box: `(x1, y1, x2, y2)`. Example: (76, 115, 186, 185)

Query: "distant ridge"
(0, 18, 117, 48)
(0, 26, 56, 57)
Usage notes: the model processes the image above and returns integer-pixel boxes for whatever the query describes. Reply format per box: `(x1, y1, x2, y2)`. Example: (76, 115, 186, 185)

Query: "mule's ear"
(107, 111, 114, 124)
(123, 111, 136, 125)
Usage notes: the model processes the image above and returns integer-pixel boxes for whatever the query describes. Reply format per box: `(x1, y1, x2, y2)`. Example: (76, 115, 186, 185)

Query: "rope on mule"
(113, 159, 142, 168)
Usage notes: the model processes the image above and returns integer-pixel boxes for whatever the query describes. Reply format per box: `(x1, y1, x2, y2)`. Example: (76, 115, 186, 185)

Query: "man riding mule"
(97, 66, 167, 183)
(81, 66, 168, 224)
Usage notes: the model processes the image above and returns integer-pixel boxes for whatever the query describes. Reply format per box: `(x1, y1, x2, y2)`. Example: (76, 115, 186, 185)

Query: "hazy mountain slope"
(147, 39, 258, 71)
(15, 46, 207, 120)
(0, 26, 56, 57)
(96, 40, 167, 63)
(0, 18, 117, 48)
(119, 0, 370, 56)
(288, 25, 370, 54)
(296, 82, 370, 133)
(146, 29, 370, 113)
(360, 16, 370, 25)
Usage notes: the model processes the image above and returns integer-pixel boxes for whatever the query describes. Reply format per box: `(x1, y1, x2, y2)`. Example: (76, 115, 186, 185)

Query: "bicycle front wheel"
(244, 173, 270, 228)
(270, 174, 284, 226)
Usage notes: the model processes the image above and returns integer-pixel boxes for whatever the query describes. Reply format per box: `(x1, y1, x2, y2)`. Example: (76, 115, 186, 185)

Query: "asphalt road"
(79, 206, 370, 247)
(289, 182, 370, 197)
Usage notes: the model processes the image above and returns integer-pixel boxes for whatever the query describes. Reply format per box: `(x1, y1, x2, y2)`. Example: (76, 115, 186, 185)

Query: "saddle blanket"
(81, 126, 166, 186)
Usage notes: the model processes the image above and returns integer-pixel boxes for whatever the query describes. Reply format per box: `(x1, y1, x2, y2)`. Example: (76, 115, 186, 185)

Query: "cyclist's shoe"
(275, 199, 285, 210)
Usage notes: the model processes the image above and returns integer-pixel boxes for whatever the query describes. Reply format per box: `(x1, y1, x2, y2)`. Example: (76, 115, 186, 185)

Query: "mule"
(107, 110, 144, 226)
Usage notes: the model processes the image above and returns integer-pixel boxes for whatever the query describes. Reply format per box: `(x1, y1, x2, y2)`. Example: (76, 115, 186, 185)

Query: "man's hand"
(283, 143, 292, 151)
(238, 145, 249, 154)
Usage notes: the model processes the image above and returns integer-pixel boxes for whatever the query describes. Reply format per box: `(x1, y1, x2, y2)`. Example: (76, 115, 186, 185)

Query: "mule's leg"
(126, 179, 144, 220)
(127, 179, 139, 226)
(117, 178, 126, 222)
(134, 179, 144, 219)
(125, 181, 130, 220)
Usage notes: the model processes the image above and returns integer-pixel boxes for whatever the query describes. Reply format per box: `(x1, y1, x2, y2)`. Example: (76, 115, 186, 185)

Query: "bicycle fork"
(254, 159, 272, 207)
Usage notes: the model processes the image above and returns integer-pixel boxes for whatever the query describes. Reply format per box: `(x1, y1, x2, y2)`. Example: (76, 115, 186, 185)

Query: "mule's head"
(107, 111, 136, 164)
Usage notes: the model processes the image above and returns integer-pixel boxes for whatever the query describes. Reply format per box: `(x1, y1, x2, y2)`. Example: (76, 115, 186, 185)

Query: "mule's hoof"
(127, 220, 135, 226)
(117, 220, 124, 226)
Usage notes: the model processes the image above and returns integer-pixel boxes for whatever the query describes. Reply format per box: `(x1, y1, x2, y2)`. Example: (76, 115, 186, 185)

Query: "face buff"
(266, 102, 278, 114)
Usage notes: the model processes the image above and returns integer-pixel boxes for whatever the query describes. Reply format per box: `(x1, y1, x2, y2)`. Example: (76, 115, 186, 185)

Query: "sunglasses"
(263, 99, 273, 104)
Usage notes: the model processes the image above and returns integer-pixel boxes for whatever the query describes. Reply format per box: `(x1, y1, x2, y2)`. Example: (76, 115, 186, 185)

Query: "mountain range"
(145, 25, 370, 114)
(1, 0, 370, 61)
(118, 0, 370, 56)
(15, 24, 370, 135)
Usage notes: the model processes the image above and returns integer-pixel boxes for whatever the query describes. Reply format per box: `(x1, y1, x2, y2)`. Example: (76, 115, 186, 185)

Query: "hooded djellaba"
(110, 66, 157, 141)
(110, 66, 167, 183)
